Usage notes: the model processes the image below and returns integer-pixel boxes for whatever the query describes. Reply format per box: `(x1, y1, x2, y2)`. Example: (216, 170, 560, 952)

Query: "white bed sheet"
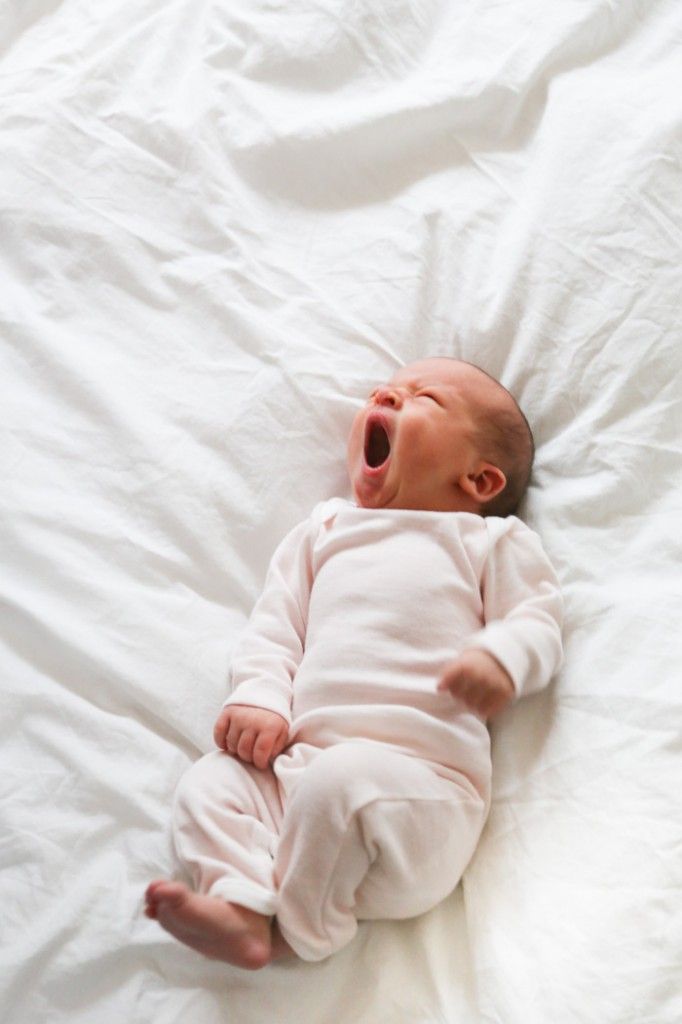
(1, 1, 681, 1022)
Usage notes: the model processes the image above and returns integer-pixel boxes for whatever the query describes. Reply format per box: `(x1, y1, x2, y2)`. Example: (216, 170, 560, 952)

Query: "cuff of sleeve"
(223, 681, 292, 725)
(462, 624, 531, 700)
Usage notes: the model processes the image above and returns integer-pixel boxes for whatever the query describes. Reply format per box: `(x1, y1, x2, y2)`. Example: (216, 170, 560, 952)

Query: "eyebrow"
(389, 377, 453, 398)
(389, 377, 436, 390)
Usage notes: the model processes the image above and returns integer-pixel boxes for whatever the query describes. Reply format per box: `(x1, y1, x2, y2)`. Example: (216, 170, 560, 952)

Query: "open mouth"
(364, 416, 391, 469)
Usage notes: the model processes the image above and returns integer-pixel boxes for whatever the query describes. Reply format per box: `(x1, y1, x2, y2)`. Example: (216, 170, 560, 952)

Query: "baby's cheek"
(346, 413, 364, 464)
(407, 415, 441, 460)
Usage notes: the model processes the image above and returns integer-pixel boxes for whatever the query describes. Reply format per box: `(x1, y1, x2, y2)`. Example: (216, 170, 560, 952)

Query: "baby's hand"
(213, 704, 289, 770)
(437, 650, 515, 719)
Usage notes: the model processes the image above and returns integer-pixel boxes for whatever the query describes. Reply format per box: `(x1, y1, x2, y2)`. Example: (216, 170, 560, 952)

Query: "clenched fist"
(213, 704, 289, 770)
(437, 649, 515, 719)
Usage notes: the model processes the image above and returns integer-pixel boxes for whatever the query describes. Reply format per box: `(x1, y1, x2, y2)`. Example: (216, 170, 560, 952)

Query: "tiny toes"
(145, 879, 187, 911)
(154, 883, 191, 911)
(145, 879, 166, 901)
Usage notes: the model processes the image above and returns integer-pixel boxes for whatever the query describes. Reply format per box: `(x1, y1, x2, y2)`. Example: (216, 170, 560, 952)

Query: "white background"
(1, 1, 680, 1021)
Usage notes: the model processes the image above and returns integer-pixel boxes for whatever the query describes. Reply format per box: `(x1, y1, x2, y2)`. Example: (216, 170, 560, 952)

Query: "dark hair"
(457, 361, 535, 517)
(474, 400, 535, 517)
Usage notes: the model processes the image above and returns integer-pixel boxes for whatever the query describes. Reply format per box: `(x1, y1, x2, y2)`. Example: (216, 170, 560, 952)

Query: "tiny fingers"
(252, 731, 276, 771)
(225, 716, 243, 755)
(269, 727, 289, 764)
(216, 707, 290, 768)
(252, 726, 289, 770)
(236, 727, 257, 763)
(275, 727, 289, 755)
(213, 708, 231, 749)
(437, 663, 466, 694)
(453, 684, 478, 708)
(439, 677, 513, 719)
(438, 666, 484, 714)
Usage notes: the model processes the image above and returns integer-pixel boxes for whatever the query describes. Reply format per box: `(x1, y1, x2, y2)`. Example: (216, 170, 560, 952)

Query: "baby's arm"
(439, 518, 563, 717)
(218, 515, 316, 762)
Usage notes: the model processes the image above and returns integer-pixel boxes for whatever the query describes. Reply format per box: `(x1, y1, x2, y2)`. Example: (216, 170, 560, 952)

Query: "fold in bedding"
(1, 1, 680, 1022)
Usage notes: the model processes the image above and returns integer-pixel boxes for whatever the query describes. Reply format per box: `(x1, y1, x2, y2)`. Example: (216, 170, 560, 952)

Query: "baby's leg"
(273, 742, 487, 962)
(146, 749, 288, 968)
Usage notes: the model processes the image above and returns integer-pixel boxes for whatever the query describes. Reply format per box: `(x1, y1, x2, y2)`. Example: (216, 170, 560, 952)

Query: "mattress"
(2, 1, 680, 1021)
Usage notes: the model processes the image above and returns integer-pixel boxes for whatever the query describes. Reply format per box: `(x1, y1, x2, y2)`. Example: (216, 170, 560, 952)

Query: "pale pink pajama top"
(224, 498, 563, 804)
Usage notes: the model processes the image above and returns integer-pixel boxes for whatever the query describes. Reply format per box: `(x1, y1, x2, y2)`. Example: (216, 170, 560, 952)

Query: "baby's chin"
(351, 484, 409, 511)
(350, 466, 466, 512)
(352, 491, 387, 509)
(349, 470, 385, 509)
(351, 484, 391, 509)
(351, 473, 415, 510)
(352, 483, 473, 514)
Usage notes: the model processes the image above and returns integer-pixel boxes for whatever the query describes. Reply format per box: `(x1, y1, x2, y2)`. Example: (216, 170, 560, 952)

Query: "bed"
(2, 1, 680, 1021)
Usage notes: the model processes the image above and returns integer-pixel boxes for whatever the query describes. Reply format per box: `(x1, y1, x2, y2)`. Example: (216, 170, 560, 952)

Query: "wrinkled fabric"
(173, 742, 486, 962)
(1, 1, 681, 1023)
(224, 498, 563, 799)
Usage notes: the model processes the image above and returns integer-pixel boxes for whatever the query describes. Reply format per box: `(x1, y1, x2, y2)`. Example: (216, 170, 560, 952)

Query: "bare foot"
(144, 880, 272, 970)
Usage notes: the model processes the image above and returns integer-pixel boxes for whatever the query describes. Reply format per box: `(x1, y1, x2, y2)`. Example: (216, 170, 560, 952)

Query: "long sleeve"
(464, 518, 564, 700)
(223, 515, 316, 725)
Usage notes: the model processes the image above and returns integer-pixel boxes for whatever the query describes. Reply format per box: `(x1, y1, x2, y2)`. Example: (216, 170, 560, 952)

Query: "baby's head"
(347, 357, 534, 516)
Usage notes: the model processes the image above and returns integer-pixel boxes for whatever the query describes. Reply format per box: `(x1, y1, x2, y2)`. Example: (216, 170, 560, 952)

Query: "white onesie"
(172, 498, 563, 961)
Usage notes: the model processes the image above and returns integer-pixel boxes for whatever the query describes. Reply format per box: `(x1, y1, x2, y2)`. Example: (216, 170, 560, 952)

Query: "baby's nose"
(373, 386, 403, 409)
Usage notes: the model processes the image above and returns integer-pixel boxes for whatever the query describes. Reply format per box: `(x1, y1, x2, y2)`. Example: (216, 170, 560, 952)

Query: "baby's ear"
(461, 463, 506, 503)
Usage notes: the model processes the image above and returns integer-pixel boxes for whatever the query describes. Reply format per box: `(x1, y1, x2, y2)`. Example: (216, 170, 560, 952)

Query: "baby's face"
(347, 358, 504, 513)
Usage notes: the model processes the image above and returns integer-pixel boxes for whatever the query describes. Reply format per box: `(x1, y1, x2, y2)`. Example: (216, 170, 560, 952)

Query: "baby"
(145, 357, 563, 969)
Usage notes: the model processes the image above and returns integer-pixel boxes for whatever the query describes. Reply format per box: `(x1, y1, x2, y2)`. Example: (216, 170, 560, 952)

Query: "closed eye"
(418, 391, 440, 403)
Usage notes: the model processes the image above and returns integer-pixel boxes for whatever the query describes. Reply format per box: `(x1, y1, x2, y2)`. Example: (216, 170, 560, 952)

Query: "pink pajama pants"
(172, 739, 487, 962)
